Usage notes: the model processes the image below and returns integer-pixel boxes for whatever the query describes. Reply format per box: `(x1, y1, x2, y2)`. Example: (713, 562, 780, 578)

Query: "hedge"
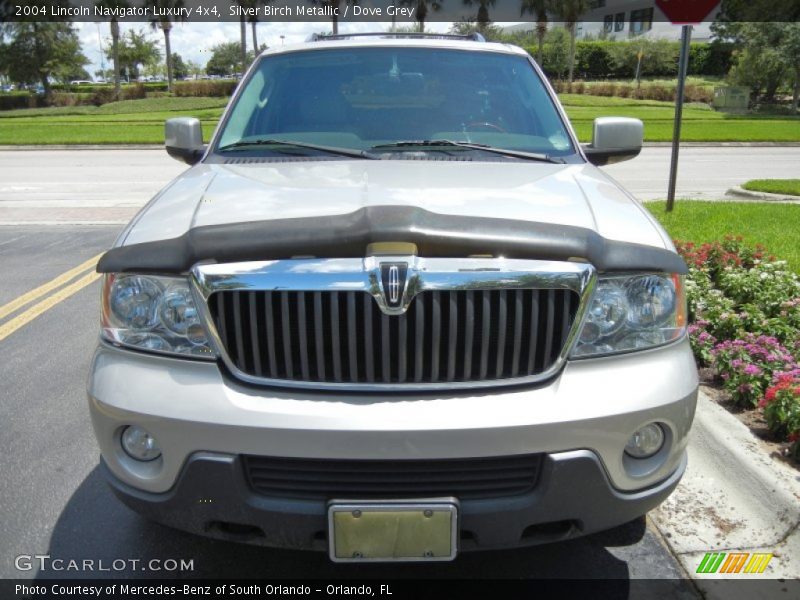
(49, 81, 169, 94)
(0, 94, 49, 110)
(173, 80, 238, 97)
(527, 40, 735, 80)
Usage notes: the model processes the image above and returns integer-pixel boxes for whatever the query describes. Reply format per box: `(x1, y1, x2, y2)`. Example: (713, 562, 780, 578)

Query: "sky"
(75, 18, 712, 78)
(75, 20, 459, 77)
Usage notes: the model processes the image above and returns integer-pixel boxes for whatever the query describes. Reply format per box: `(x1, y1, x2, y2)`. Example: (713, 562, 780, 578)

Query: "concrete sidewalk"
(651, 390, 800, 594)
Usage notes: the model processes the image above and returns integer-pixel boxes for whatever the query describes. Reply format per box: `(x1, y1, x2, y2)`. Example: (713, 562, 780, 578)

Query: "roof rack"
(305, 32, 487, 43)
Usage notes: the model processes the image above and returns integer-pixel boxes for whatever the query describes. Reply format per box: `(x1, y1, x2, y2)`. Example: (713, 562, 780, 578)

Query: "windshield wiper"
(370, 140, 564, 163)
(217, 138, 376, 159)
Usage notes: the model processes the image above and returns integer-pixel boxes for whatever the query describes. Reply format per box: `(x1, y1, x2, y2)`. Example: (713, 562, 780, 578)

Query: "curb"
(650, 390, 800, 585)
(726, 186, 800, 202)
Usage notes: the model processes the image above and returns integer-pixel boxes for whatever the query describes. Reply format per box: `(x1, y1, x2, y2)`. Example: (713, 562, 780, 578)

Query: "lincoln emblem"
(379, 263, 408, 309)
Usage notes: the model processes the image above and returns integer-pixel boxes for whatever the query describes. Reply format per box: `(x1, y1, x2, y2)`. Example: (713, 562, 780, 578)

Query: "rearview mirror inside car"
(165, 117, 205, 165)
(582, 117, 643, 166)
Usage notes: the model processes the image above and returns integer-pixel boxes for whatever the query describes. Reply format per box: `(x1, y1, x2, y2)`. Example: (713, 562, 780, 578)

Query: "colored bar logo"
(696, 552, 773, 574)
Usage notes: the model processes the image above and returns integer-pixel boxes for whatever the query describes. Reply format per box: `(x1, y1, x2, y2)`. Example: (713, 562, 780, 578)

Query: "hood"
(121, 160, 668, 250)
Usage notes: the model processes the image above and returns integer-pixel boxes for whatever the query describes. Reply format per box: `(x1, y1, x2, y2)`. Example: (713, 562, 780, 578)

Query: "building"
(503, 0, 719, 42)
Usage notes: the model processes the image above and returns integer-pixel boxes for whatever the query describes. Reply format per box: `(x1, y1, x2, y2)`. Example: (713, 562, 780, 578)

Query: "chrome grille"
(208, 288, 580, 385)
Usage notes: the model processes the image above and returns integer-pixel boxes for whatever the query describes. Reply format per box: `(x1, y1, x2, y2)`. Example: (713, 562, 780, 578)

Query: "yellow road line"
(0, 271, 102, 342)
(0, 253, 102, 320)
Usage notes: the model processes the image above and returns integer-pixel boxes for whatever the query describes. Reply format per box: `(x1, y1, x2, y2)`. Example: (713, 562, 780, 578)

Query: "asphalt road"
(0, 224, 699, 592)
(1, 146, 800, 224)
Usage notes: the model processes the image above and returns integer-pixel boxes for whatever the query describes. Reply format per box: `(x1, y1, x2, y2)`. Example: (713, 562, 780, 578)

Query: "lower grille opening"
(242, 454, 544, 501)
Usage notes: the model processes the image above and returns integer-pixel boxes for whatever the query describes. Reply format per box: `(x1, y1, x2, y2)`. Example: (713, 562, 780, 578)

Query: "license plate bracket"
(327, 500, 458, 562)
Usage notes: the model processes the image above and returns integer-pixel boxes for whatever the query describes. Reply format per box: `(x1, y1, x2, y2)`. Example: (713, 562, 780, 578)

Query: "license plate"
(328, 500, 458, 562)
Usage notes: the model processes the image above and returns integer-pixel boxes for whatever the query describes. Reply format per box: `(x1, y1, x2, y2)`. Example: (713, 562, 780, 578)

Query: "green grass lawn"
(645, 201, 800, 272)
(1, 94, 799, 145)
(741, 179, 800, 197)
(0, 97, 227, 144)
(561, 94, 800, 142)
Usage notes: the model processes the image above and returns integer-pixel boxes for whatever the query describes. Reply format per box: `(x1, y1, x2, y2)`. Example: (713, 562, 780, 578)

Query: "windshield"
(214, 47, 576, 159)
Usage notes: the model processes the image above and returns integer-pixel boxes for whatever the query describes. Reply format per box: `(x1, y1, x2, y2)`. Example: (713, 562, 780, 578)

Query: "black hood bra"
(97, 206, 687, 275)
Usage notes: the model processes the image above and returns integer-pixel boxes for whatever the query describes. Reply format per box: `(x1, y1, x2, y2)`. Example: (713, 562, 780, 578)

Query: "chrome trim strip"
(191, 257, 596, 391)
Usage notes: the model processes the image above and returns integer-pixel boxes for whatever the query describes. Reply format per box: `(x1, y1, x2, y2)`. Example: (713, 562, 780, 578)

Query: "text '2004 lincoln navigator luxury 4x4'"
(88, 33, 698, 562)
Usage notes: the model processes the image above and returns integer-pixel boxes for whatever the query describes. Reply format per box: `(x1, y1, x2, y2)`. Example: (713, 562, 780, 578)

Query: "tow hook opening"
(206, 521, 265, 541)
(520, 519, 582, 542)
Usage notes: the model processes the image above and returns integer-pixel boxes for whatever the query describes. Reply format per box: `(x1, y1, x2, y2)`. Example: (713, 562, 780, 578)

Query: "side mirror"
(165, 117, 206, 165)
(582, 117, 643, 166)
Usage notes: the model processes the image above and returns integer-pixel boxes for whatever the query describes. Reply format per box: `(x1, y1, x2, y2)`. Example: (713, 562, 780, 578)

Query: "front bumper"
(102, 449, 687, 551)
(88, 336, 698, 549)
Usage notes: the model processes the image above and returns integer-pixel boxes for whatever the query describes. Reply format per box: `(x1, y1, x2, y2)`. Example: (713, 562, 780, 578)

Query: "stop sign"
(655, 0, 721, 24)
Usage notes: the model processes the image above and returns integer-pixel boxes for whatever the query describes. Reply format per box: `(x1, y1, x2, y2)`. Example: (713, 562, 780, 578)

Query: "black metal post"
(666, 25, 692, 212)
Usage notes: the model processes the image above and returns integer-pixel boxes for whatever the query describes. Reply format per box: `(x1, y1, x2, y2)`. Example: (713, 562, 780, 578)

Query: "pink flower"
(743, 364, 762, 376)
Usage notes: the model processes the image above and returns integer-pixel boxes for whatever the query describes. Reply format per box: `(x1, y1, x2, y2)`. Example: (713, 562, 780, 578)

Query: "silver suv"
(88, 34, 697, 562)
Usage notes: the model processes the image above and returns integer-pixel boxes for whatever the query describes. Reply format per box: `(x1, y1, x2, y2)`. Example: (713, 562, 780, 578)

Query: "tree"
(310, 1, 359, 35)
(520, 0, 550, 65)
(551, 0, 588, 83)
(110, 28, 160, 81)
(95, 0, 130, 99)
(206, 41, 255, 77)
(785, 25, 800, 112)
(171, 53, 188, 80)
(147, 0, 187, 92)
(185, 59, 204, 80)
(449, 21, 505, 41)
(609, 38, 679, 85)
(0, 22, 89, 94)
(716, 22, 800, 108)
(541, 26, 570, 80)
(399, 0, 443, 33)
(237, 0, 269, 55)
(462, 0, 496, 32)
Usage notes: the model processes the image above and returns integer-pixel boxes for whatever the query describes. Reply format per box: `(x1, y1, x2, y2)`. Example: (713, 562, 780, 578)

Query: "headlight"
(101, 274, 214, 358)
(571, 273, 686, 358)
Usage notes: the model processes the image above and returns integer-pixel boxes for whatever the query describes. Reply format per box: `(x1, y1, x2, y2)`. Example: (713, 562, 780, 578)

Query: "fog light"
(625, 423, 665, 458)
(121, 426, 161, 461)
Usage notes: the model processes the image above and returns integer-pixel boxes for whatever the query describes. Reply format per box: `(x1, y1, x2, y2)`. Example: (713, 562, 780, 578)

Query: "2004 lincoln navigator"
(88, 33, 697, 562)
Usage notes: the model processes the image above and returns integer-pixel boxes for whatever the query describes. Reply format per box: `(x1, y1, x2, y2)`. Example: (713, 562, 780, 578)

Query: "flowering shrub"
(760, 372, 800, 460)
(675, 237, 800, 457)
(688, 319, 717, 366)
(712, 335, 797, 407)
(674, 236, 768, 280)
(717, 261, 800, 318)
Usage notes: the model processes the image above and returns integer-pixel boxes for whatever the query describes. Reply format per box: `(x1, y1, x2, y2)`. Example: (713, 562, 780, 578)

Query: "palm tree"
(147, 0, 187, 93)
(400, 0, 443, 33)
(95, 0, 129, 99)
(310, 0, 358, 35)
(462, 0, 496, 32)
(239, 8, 247, 74)
(245, 0, 272, 54)
(520, 0, 549, 66)
(551, 0, 588, 83)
